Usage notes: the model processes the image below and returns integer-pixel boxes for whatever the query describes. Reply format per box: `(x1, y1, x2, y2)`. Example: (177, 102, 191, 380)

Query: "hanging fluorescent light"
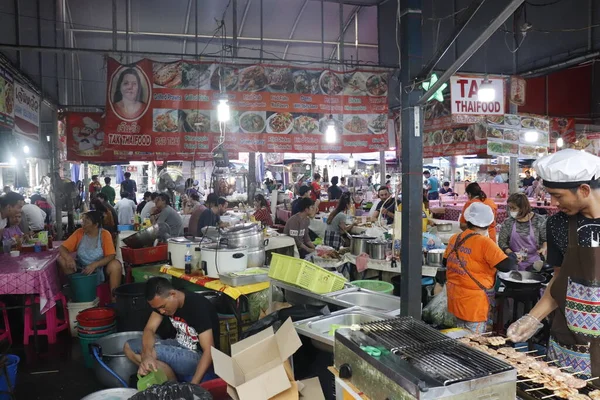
(524, 130, 539, 143)
(46, 135, 50, 142)
(477, 77, 496, 102)
(348, 154, 355, 168)
(217, 96, 230, 123)
(556, 137, 564, 148)
(325, 115, 337, 143)
(9, 157, 16, 165)
(23, 146, 29, 154)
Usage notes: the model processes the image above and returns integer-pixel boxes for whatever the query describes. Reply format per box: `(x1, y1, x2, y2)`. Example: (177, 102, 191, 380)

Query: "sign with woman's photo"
(104, 58, 390, 154)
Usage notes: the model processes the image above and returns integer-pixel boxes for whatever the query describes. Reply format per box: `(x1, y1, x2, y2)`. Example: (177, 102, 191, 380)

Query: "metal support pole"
(238, 0, 252, 50)
(589, 0, 594, 52)
(126, 0, 132, 62)
(112, 0, 118, 51)
(321, 0, 325, 62)
(338, 0, 344, 62)
(232, 0, 238, 58)
(419, 0, 525, 104)
(36, 0, 43, 113)
(248, 153, 256, 208)
(509, 11, 520, 195)
(260, 0, 263, 60)
(311, 153, 316, 178)
(379, 151, 386, 186)
(14, 0, 21, 68)
(355, 11, 359, 62)
(51, 111, 63, 240)
(400, 0, 423, 319)
(61, 0, 68, 105)
(181, 0, 193, 55)
(83, 162, 89, 207)
(283, 0, 309, 59)
(194, 0, 198, 57)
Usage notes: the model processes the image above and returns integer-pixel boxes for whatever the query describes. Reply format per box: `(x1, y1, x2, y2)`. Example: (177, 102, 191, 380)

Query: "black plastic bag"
(128, 382, 212, 400)
(241, 305, 329, 339)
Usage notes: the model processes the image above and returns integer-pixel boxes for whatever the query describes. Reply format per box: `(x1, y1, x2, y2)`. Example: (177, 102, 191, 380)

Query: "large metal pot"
(122, 223, 170, 249)
(224, 223, 266, 249)
(436, 223, 453, 232)
(367, 240, 391, 260)
(350, 235, 376, 256)
(246, 248, 266, 268)
(91, 331, 158, 388)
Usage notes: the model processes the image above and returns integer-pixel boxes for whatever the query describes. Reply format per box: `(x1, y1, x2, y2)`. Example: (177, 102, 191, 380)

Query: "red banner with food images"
(103, 58, 390, 154)
(65, 112, 221, 162)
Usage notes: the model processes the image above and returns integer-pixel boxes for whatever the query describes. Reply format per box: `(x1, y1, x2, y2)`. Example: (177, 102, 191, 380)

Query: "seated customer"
(197, 194, 227, 234)
(439, 182, 453, 195)
(152, 193, 183, 237)
(253, 194, 273, 227)
(324, 192, 355, 250)
(123, 277, 219, 384)
(58, 211, 122, 301)
(284, 197, 315, 258)
(291, 186, 311, 216)
(3, 214, 25, 243)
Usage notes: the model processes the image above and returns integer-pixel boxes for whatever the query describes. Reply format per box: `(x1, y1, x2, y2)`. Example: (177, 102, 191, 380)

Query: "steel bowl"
(122, 223, 170, 249)
(436, 223, 453, 232)
(498, 271, 545, 289)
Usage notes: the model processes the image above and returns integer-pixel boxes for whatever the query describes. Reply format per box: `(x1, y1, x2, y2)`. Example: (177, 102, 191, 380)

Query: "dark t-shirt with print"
(547, 212, 600, 268)
(163, 291, 219, 352)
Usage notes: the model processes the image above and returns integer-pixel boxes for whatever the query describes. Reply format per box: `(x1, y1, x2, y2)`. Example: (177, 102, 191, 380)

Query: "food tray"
(219, 268, 270, 287)
(121, 243, 168, 265)
(269, 253, 346, 294)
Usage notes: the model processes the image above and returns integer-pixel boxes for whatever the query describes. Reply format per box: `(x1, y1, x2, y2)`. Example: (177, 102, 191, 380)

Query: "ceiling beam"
(181, 0, 193, 54)
(328, 5, 362, 60)
(283, 0, 310, 59)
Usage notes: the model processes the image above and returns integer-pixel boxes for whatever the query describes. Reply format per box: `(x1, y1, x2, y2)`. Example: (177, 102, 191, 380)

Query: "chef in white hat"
(442, 202, 517, 333)
(508, 149, 600, 380)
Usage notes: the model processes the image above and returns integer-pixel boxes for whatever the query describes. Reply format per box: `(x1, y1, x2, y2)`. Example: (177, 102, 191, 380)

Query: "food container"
(167, 237, 206, 269)
(426, 249, 445, 267)
(367, 240, 391, 260)
(224, 223, 266, 249)
(218, 268, 270, 287)
(350, 235, 376, 256)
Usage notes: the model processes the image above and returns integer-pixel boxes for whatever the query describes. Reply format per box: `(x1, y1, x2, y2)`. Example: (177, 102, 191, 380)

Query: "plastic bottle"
(34, 241, 42, 253)
(184, 244, 192, 275)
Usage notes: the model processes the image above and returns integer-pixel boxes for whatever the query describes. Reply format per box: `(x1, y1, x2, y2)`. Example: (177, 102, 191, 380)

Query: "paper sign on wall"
(450, 76, 505, 116)
(13, 83, 40, 142)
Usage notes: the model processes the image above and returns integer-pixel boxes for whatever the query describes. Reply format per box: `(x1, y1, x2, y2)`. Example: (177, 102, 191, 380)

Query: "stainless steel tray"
(219, 268, 270, 286)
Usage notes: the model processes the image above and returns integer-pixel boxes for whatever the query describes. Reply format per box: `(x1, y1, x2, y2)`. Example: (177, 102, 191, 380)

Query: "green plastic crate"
(268, 253, 346, 294)
(131, 265, 172, 283)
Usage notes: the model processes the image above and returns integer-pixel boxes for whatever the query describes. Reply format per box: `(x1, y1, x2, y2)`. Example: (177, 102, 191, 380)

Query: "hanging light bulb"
(348, 154, 355, 168)
(477, 77, 496, 102)
(23, 145, 29, 154)
(524, 130, 539, 143)
(325, 115, 337, 143)
(556, 137, 564, 148)
(217, 96, 230, 123)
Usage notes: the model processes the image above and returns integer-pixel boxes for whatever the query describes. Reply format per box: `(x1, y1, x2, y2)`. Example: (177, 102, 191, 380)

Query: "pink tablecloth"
(0, 250, 61, 314)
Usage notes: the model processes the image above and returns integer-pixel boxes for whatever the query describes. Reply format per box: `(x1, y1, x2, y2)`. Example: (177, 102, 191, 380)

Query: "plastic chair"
(24, 293, 69, 345)
(0, 303, 12, 345)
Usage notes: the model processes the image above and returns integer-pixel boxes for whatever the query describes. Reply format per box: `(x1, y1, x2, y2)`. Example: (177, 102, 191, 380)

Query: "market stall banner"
(0, 67, 14, 129)
(423, 124, 487, 158)
(450, 75, 505, 116)
(103, 58, 390, 154)
(65, 112, 223, 162)
(486, 114, 549, 158)
(13, 83, 40, 142)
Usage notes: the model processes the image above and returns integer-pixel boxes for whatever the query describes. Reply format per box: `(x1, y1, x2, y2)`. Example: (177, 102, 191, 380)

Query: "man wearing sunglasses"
(123, 277, 219, 384)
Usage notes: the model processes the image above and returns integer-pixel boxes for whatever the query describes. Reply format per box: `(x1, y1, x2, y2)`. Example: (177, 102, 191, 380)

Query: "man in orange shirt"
(444, 202, 517, 333)
(459, 182, 498, 242)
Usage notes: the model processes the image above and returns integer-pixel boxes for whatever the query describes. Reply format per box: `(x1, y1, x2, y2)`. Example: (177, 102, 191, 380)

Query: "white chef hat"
(533, 149, 600, 189)
(463, 202, 495, 228)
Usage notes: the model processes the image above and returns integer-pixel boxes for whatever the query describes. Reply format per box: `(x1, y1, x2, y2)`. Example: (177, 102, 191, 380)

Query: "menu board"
(13, 83, 40, 142)
(485, 114, 549, 158)
(0, 66, 14, 129)
(423, 124, 487, 158)
(65, 112, 224, 162)
(103, 58, 390, 155)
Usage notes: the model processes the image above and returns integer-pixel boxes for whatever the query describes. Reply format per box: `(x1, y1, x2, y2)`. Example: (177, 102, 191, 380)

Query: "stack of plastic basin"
(67, 298, 99, 337)
(77, 307, 117, 368)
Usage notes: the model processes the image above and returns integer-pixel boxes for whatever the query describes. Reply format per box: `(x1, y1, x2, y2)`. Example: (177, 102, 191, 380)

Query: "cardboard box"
(212, 318, 303, 400)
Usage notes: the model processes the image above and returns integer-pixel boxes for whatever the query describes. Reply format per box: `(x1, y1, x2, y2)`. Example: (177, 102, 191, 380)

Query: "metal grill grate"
(360, 317, 513, 386)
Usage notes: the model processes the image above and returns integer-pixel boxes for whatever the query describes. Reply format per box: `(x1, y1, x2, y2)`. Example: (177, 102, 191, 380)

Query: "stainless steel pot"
(225, 223, 266, 249)
(436, 223, 453, 232)
(367, 240, 391, 260)
(350, 235, 376, 256)
(246, 248, 266, 268)
(426, 249, 445, 267)
(277, 191, 287, 204)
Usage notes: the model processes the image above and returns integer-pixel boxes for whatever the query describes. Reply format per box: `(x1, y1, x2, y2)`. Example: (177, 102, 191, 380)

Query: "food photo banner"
(65, 112, 224, 162)
(0, 66, 14, 130)
(104, 58, 390, 154)
(486, 114, 549, 158)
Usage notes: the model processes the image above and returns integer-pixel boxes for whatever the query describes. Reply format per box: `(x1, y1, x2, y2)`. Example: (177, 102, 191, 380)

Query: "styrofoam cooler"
(67, 298, 99, 337)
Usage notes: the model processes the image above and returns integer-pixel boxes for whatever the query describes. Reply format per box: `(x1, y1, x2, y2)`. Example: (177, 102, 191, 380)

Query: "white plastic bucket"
(67, 298, 99, 337)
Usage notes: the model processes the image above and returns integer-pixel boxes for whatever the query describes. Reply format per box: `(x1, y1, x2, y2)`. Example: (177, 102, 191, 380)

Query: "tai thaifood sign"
(450, 75, 505, 116)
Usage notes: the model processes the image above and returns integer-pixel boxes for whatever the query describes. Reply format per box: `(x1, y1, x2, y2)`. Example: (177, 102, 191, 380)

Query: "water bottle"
(34, 241, 42, 253)
(184, 244, 192, 275)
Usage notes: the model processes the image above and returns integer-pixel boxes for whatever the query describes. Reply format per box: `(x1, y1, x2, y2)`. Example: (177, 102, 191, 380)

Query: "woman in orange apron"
(508, 149, 600, 379)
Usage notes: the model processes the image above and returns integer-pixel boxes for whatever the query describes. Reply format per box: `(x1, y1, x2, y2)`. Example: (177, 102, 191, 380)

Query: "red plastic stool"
(24, 293, 69, 345)
(0, 301, 12, 344)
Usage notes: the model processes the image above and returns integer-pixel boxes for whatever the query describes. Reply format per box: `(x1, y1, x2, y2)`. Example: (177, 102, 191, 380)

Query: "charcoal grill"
(334, 317, 517, 399)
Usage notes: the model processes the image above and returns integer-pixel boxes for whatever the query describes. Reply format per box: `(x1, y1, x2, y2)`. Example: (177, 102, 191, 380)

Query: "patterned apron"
(509, 219, 541, 271)
(76, 229, 105, 285)
(548, 217, 600, 379)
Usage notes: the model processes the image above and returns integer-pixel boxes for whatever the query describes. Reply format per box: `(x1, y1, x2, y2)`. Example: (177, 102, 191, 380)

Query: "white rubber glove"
(507, 314, 543, 342)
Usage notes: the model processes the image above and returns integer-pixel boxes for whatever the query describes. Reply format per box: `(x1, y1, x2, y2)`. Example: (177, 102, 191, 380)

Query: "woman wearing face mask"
(443, 203, 517, 333)
(498, 193, 547, 271)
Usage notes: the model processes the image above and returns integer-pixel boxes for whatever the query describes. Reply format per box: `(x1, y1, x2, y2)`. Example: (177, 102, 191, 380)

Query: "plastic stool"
(24, 293, 69, 345)
(0, 302, 12, 344)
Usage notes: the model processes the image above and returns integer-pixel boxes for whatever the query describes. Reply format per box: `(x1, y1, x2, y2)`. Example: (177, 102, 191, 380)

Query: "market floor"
(13, 334, 103, 400)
